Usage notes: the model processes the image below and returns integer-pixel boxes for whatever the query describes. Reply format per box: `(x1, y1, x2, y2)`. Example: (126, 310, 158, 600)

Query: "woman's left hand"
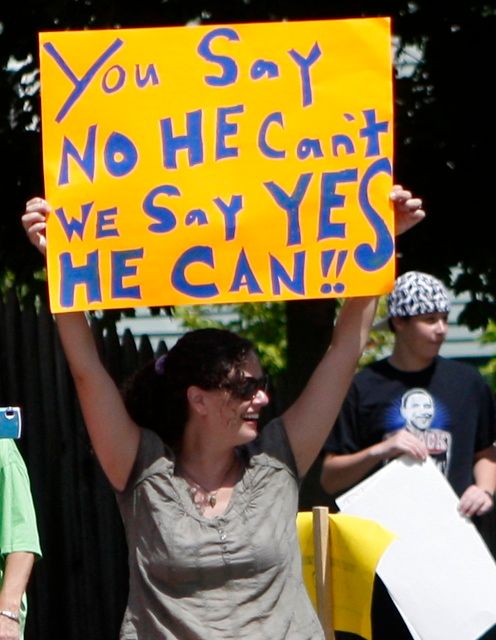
(390, 184, 426, 236)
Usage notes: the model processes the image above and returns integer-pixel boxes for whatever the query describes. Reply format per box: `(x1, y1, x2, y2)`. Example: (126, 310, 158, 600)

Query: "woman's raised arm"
(22, 198, 140, 490)
(282, 186, 425, 477)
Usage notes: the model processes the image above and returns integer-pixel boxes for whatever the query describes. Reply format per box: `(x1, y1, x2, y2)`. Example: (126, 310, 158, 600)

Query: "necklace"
(179, 457, 239, 514)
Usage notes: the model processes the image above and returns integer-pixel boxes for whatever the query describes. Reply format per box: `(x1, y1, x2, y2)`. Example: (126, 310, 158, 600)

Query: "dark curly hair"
(122, 328, 255, 449)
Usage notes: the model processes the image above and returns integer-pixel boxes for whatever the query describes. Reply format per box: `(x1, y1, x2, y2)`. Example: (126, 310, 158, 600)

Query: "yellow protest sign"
(39, 18, 394, 313)
(297, 511, 396, 639)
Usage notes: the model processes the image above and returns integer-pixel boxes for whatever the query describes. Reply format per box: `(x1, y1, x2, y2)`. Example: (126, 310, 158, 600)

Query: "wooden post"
(313, 506, 335, 639)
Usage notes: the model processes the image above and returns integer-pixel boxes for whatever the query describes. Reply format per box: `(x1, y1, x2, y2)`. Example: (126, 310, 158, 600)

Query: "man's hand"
(371, 428, 428, 462)
(459, 484, 494, 518)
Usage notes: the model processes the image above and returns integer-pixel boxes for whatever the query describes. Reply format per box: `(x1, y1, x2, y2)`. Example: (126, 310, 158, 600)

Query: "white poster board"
(336, 456, 496, 640)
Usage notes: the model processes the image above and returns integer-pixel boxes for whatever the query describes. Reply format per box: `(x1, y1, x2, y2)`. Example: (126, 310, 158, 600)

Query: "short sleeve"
(0, 442, 41, 558)
(120, 428, 174, 494)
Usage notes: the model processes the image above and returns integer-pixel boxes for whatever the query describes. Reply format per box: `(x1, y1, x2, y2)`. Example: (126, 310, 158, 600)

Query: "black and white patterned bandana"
(388, 271, 450, 318)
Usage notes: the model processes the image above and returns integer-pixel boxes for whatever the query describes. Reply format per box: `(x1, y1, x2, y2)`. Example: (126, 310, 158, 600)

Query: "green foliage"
(0, 268, 47, 307)
(175, 302, 287, 378)
(478, 319, 496, 391)
(480, 320, 496, 345)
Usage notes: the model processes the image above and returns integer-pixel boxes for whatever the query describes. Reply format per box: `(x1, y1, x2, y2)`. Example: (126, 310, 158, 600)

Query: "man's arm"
(0, 551, 35, 639)
(458, 444, 496, 517)
(320, 429, 428, 496)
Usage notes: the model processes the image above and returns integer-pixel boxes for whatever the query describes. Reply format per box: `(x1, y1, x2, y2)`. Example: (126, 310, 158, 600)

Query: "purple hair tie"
(154, 354, 167, 375)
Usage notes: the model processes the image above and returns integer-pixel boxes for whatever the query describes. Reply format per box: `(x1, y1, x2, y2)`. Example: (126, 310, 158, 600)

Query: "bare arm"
(55, 313, 141, 490)
(458, 445, 496, 518)
(283, 296, 378, 477)
(0, 552, 34, 639)
(22, 199, 140, 490)
(321, 429, 428, 496)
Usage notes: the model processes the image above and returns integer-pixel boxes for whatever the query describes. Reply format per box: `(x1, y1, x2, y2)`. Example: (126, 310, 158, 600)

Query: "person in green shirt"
(0, 439, 41, 640)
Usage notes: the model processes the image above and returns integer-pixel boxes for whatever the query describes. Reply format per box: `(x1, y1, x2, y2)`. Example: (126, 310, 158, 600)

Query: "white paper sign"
(336, 456, 496, 640)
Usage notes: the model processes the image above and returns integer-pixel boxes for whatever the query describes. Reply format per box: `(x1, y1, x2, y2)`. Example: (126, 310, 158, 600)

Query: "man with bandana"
(320, 271, 496, 639)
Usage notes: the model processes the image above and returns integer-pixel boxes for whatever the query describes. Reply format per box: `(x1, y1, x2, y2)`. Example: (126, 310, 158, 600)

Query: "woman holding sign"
(22, 187, 423, 639)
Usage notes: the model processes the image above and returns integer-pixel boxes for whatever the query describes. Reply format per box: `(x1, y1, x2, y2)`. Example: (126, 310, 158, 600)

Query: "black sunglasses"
(222, 374, 269, 400)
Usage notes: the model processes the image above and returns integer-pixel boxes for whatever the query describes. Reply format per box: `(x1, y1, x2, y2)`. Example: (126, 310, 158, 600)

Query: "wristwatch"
(0, 609, 19, 623)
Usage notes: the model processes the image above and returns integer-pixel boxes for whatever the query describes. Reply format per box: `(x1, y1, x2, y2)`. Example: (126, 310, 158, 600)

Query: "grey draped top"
(116, 417, 324, 639)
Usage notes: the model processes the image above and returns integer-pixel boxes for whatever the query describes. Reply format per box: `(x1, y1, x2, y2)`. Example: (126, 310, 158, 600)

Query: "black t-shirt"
(325, 356, 496, 497)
